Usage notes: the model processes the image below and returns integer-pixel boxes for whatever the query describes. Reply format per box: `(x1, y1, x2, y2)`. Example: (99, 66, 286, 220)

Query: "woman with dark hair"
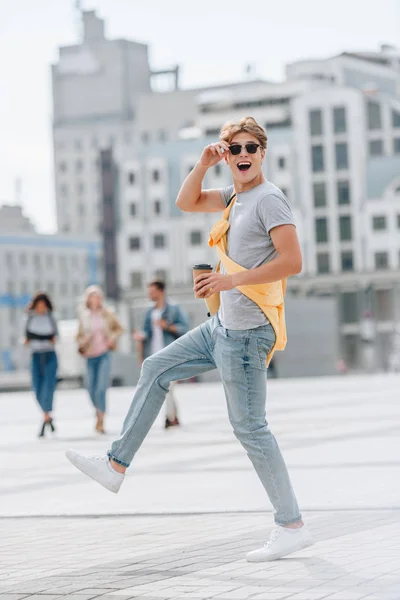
(24, 292, 58, 437)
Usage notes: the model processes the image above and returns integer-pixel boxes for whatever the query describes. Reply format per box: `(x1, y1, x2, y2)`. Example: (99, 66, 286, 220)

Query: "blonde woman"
(77, 286, 123, 433)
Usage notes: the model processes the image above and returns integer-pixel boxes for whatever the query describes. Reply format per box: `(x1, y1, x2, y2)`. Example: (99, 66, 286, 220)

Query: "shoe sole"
(65, 451, 120, 494)
(246, 539, 314, 562)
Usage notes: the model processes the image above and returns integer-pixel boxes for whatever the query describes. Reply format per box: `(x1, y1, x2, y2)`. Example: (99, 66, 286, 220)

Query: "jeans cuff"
(107, 452, 129, 468)
(275, 514, 302, 526)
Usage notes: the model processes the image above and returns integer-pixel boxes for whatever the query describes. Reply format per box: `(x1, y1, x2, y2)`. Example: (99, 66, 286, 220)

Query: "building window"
(33, 254, 41, 268)
(341, 251, 354, 271)
(60, 183, 68, 198)
(76, 159, 83, 172)
(393, 110, 400, 128)
(311, 145, 324, 172)
(75, 139, 82, 151)
(153, 233, 166, 249)
(337, 180, 350, 205)
(158, 130, 167, 142)
(190, 231, 202, 246)
(339, 215, 352, 241)
(340, 292, 359, 323)
(59, 256, 67, 270)
(215, 164, 222, 177)
(154, 269, 167, 281)
(369, 140, 383, 156)
(376, 289, 393, 321)
(60, 283, 68, 295)
(152, 169, 160, 182)
(313, 182, 326, 207)
(46, 255, 53, 268)
(309, 109, 323, 136)
(317, 252, 330, 274)
(394, 138, 400, 154)
(20, 253, 27, 267)
(372, 215, 387, 230)
(278, 157, 286, 169)
(77, 182, 85, 195)
(130, 203, 137, 217)
(141, 131, 149, 143)
(315, 218, 328, 243)
(397, 214, 400, 229)
(59, 162, 67, 173)
(367, 101, 381, 130)
(333, 106, 347, 134)
(130, 271, 143, 289)
(128, 171, 135, 185)
(335, 143, 348, 170)
(129, 237, 141, 251)
(154, 200, 161, 215)
(375, 251, 389, 270)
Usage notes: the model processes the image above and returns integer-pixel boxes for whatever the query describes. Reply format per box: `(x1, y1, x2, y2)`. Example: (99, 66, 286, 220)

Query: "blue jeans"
(108, 316, 301, 526)
(86, 352, 111, 413)
(31, 351, 58, 414)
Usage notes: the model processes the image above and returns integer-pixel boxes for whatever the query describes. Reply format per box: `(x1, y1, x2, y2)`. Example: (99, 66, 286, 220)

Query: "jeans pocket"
(256, 336, 275, 370)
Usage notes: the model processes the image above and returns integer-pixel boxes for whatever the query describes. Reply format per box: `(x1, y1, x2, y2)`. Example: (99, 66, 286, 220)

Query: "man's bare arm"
(176, 141, 230, 213)
(193, 225, 302, 297)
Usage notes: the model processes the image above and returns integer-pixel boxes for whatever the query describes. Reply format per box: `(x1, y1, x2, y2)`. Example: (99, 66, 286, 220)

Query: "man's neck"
(233, 172, 265, 193)
(155, 298, 165, 310)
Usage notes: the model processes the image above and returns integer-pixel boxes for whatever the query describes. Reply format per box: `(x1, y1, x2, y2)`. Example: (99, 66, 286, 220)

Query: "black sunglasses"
(229, 143, 261, 155)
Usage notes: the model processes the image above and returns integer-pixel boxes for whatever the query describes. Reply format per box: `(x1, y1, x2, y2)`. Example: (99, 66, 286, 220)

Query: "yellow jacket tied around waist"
(206, 194, 287, 365)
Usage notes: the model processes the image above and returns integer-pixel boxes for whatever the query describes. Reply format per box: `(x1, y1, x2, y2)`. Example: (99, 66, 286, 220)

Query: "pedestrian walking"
(76, 285, 124, 434)
(133, 280, 189, 429)
(66, 116, 313, 561)
(24, 292, 58, 438)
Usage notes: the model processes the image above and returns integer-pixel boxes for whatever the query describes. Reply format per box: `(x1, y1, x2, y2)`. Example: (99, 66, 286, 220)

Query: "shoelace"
(264, 528, 284, 548)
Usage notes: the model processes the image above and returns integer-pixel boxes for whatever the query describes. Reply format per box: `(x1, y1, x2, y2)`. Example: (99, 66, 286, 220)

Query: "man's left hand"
(156, 319, 170, 331)
(194, 273, 235, 298)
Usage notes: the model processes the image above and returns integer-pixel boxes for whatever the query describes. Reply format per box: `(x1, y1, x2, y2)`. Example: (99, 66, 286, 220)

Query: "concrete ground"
(0, 374, 399, 600)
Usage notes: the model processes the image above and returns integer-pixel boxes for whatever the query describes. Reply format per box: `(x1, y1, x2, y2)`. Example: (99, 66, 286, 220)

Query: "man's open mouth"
(237, 162, 251, 171)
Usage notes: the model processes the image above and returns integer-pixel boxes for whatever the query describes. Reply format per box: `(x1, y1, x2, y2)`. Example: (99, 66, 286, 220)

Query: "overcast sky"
(0, 0, 399, 232)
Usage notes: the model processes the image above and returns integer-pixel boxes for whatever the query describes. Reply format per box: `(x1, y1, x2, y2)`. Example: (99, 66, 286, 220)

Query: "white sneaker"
(65, 449, 125, 493)
(246, 525, 313, 562)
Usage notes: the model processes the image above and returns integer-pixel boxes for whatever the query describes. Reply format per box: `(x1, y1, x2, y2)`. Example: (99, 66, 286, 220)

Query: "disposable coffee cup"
(192, 264, 213, 298)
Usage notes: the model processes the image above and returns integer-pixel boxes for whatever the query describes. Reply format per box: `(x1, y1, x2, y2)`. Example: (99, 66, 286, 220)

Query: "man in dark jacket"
(133, 280, 189, 428)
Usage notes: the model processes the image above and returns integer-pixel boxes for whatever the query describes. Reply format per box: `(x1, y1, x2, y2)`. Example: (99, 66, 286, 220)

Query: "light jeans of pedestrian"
(31, 350, 58, 413)
(86, 352, 111, 414)
(108, 316, 301, 526)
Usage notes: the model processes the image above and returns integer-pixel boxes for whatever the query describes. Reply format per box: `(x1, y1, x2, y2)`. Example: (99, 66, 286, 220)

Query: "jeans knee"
(141, 356, 169, 391)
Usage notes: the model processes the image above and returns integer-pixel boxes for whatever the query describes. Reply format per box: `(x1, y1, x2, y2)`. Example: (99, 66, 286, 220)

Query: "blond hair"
(220, 116, 267, 150)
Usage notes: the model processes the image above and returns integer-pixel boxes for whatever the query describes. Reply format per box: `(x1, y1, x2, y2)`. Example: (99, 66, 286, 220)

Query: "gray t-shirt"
(218, 181, 295, 330)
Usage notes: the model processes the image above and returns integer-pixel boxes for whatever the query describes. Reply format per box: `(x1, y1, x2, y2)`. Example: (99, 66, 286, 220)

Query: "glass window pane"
(392, 110, 400, 128)
(315, 218, 328, 243)
(153, 234, 166, 248)
(337, 180, 350, 205)
(311, 145, 324, 172)
(333, 107, 347, 133)
(372, 215, 387, 230)
(394, 138, 400, 154)
(190, 231, 202, 245)
(335, 143, 348, 169)
(375, 289, 393, 321)
(375, 252, 388, 270)
(369, 140, 383, 156)
(367, 101, 381, 130)
(313, 182, 326, 207)
(340, 292, 359, 323)
(339, 215, 352, 241)
(129, 237, 141, 250)
(309, 109, 323, 136)
(317, 252, 330, 273)
(341, 251, 354, 271)
(130, 271, 143, 289)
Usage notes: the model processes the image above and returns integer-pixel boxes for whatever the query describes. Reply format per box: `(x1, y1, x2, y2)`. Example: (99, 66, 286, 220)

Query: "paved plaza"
(1, 374, 400, 599)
